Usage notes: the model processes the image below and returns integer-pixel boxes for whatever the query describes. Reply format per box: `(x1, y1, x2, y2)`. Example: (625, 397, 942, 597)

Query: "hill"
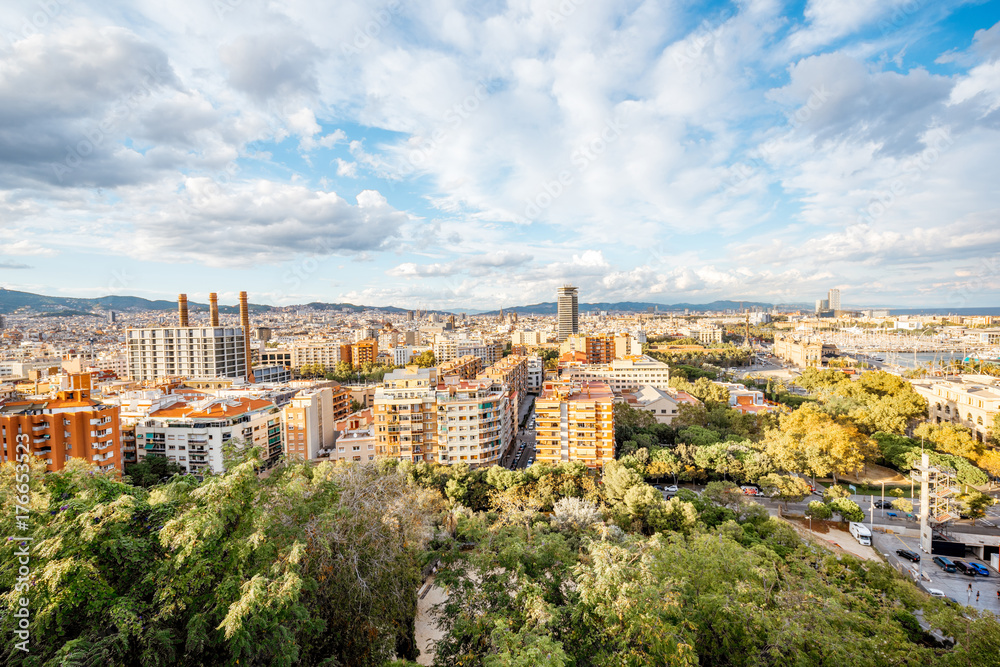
(479, 299, 777, 315)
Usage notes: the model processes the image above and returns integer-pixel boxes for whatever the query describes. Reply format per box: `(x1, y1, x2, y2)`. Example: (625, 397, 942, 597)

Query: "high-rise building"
(0, 373, 121, 473)
(828, 288, 841, 311)
(107, 311, 116, 324)
(126, 294, 249, 382)
(557, 285, 579, 341)
(126, 326, 248, 381)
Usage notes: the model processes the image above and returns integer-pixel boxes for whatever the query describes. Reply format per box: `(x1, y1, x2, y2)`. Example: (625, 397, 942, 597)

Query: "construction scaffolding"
(910, 453, 959, 554)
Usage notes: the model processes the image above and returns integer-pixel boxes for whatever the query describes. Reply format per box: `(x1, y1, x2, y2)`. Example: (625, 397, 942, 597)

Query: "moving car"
(895, 549, 920, 563)
(662, 485, 678, 494)
(740, 485, 764, 496)
(874, 500, 893, 509)
(932, 556, 956, 573)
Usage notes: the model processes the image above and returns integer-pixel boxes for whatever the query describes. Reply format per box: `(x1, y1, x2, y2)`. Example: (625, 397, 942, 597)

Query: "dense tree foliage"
(0, 455, 440, 666)
(124, 454, 186, 488)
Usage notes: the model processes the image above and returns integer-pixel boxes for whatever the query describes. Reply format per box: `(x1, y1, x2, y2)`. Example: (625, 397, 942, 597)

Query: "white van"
(849, 522, 872, 546)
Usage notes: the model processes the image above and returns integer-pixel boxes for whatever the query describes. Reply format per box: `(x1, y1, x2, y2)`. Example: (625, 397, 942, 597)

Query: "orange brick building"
(0, 374, 121, 473)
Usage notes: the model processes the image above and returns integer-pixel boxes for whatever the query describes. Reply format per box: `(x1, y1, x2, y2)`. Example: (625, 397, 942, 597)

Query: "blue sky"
(0, 0, 999, 311)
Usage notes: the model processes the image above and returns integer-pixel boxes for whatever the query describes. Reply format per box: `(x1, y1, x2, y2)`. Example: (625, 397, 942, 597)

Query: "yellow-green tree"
(765, 404, 875, 484)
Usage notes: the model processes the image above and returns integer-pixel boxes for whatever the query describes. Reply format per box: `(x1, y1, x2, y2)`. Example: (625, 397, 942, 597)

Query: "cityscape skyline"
(0, 2, 998, 309)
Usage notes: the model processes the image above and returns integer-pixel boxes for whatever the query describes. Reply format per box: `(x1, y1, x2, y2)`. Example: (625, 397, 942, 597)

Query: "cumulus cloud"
(115, 180, 409, 267)
(220, 30, 321, 103)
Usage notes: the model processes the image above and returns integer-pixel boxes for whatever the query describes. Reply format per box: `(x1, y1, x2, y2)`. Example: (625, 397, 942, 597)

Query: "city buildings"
(433, 335, 503, 366)
(534, 379, 615, 468)
(374, 366, 439, 464)
(438, 355, 485, 381)
(282, 387, 337, 461)
(135, 395, 282, 474)
(559, 334, 641, 363)
(773, 333, 839, 367)
(910, 375, 1000, 442)
(557, 285, 579, 341)
(0, 373, 121, 473)
(560, 355, 671, 393)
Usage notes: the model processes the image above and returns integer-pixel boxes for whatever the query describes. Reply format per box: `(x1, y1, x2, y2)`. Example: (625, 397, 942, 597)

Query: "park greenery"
(5, 452, 999, 666)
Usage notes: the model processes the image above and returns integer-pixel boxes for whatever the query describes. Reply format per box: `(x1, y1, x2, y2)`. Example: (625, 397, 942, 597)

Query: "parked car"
(662, 485, 678, 494)
(967, 562, 990, 577)
(927, 588, 946, 598)
(932, 556, 957, 573)
(740, 485, 764, 496)
(896, 549, 920, 563)
(953, 560, 979, 576)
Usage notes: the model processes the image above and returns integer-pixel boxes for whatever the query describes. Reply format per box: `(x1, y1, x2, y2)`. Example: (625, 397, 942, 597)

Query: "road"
(502, 394, 537, 469)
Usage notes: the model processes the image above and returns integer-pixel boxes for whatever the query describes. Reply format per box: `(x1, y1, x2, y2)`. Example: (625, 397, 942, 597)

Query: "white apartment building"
(560, 355, 671, 394)
(126, 327, 247, 382)
(527, 356, 543, 393)
(435, 378, 512, 467)
(330, 426, 377, 462)
(290, 341, 344, 368)
(910, 375, 1000, 441)
(135, 396, 282, 474)
(433, 335, 503, 366)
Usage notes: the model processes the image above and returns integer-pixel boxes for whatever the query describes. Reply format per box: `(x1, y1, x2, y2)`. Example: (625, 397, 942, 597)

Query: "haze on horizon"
(1, 0, 998, 311)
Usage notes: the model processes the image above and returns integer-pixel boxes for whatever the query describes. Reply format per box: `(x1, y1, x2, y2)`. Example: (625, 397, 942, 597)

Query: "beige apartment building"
(512, 330, 547, 347)
(282, 387, 337, 461)
(910, 375, 1000, 442)
(559, 334, 641, 364)
(438, 355, 484, 381)
(374, 366, 439, 463)
(373, 365, 515, 467)
(535, 379, 615, 469)
(433, 335, 503, 366)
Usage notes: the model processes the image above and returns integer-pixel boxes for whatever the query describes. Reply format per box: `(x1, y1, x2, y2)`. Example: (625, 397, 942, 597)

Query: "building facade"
(560, 355, 671, 394)
(126, 326, 248, 382)
(0, 373, 121, 473)
(911, 376, 1000, 442)
(557, 285, 579, 341)
(534, 379, 615, 468)
(282, 387, 336, 461)
(136, 397, 281, 475)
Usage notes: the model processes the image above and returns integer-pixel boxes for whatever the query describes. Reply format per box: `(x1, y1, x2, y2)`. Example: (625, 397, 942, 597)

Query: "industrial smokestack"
(209, 292, 220, 326)
(178, 294, 189, 327)
(239, 291, 253, 383)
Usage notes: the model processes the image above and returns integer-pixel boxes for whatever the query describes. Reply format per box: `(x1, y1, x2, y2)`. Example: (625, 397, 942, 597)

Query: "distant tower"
(828, 288, 841, 311)
(107, 311, 116, 324)
(0, 314, 5, 329)
(557, 285, 579, 342)
(498, 307, 504, 322)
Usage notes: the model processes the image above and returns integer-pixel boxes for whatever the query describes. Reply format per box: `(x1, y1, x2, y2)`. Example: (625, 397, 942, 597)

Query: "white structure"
(828, 288, 841, 311)
(330, 426, 376, 462)
(435, 378, 513, 467)
(560, 355, 671, 394)
(135, 396, 281, 474)
(126, 327, 248, 382)
(512, 330, 547, 346)
(527, 356, 543, 393)
(433, 335, 503, 366)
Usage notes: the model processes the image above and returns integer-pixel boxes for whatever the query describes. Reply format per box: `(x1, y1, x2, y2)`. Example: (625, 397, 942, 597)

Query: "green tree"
(958, 489, 993, 525)
(124, 454, 186, 488)
(828, 497, 864, 523)
(891, 498, 913, 513)
(805, 500, 833, 520)
(758, 473, 811, 510)
(602, 460, 645, 505)
(824, 484, 851, 502)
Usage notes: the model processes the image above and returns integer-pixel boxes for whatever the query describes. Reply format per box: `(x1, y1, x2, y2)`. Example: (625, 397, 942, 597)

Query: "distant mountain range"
(478, 300, 781, 315)
(0, 289, 440, 316)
